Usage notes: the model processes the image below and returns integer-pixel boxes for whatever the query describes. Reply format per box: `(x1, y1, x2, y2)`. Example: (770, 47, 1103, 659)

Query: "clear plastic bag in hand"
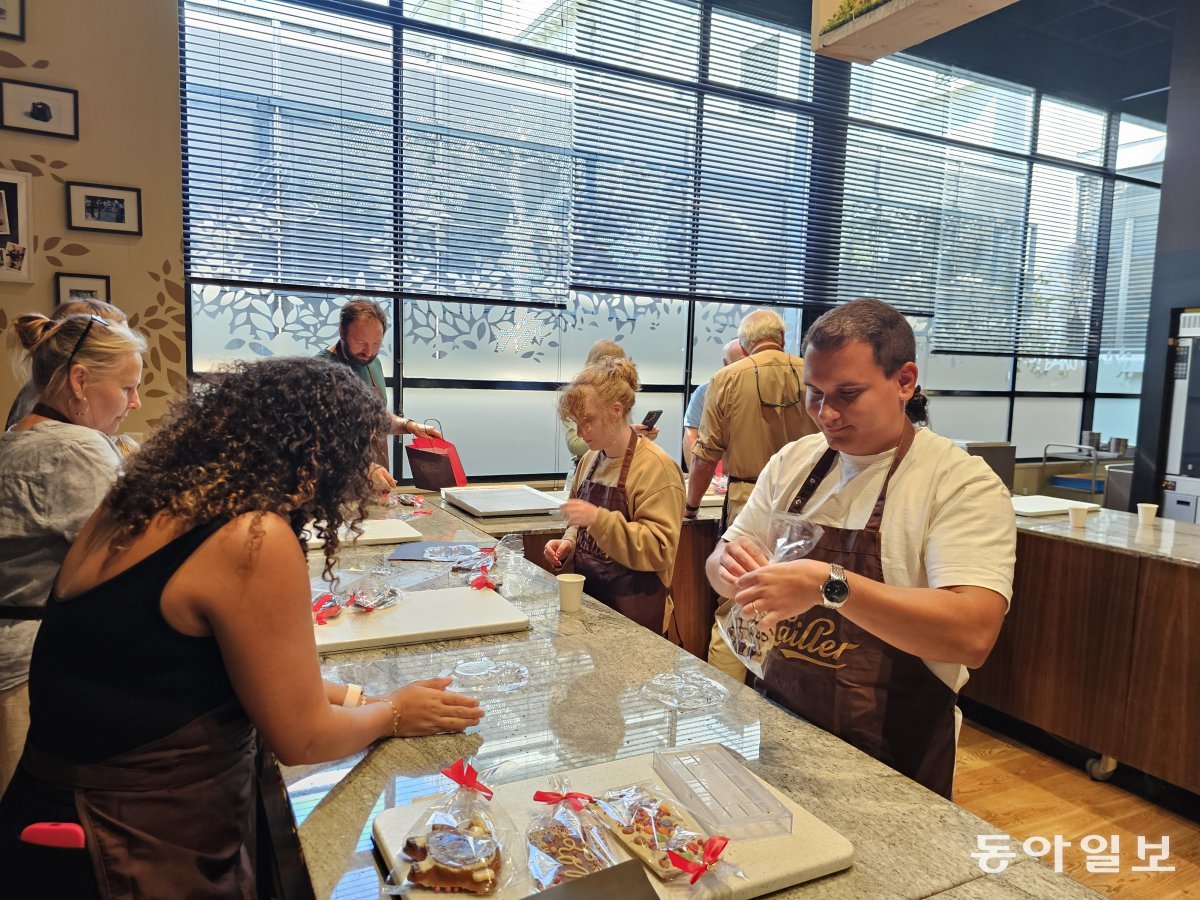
(384, 760, 514, 896)
(526, 777, 618, 891)
(718, 516, 824, 677)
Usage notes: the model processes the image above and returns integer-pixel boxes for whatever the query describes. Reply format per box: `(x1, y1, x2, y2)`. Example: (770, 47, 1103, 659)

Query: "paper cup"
(556, 573, 585, 613)
(1137, 503, 1158, 526)
(1068, 506, 1089, 528)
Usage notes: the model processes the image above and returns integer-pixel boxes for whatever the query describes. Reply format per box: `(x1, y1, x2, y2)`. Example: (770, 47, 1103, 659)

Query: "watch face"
(823, 577, 850, 604)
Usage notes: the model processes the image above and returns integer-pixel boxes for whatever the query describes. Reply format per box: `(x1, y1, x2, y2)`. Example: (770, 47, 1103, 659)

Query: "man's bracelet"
(685, 503, 700, 513)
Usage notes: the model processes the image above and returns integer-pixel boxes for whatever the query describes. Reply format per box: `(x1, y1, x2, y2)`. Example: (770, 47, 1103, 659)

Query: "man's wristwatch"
(820, 563, 850, 609)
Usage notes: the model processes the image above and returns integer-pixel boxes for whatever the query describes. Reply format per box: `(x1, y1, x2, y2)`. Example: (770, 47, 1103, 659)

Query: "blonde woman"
(547, 356, 684, 634)
(0, 312, 147, 790)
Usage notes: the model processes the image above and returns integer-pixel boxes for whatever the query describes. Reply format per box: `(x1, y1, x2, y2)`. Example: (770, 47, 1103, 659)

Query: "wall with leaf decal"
(0, 0, 183, 432)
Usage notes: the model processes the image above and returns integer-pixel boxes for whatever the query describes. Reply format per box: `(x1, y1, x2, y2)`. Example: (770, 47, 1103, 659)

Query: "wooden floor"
(955, 722, 1200, 898)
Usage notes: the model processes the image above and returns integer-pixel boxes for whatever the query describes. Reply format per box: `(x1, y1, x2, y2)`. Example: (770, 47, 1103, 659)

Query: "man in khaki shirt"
(685, 309, 818, 679)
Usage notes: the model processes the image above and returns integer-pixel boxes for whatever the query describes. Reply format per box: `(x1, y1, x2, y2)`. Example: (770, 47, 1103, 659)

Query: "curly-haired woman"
(0, 311, 145, 793)
(0, 357, 483, 898)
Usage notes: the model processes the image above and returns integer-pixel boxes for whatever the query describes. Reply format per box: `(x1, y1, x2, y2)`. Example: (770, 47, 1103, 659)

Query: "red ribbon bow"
(668, 835, 730, 885)
(441, 759, 494, 800)
(532, 790, 594, 812)
(470, 564, 496, 591)
(311, 593, 339, 626)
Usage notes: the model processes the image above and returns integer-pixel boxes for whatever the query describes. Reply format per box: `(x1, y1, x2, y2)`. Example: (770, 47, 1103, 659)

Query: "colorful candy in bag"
(588, 784, 709, 880)
(526, 780, 618, 891)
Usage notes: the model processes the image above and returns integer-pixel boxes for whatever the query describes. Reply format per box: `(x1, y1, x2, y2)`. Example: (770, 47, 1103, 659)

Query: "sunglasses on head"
(64, 314, 112, 372)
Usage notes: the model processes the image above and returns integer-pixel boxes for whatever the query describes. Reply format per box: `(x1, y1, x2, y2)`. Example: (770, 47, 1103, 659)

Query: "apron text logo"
(777, 617, 859, 668)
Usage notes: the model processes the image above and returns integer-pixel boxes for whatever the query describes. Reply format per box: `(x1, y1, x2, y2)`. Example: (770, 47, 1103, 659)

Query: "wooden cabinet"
(965, 530, 1200, 794)
(1120, 560, 1200, 794)
(963, 532, 1139, 759)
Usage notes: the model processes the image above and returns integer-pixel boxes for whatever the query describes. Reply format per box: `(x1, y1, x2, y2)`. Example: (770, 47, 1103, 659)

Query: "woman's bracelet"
(383, 698, 402, 737)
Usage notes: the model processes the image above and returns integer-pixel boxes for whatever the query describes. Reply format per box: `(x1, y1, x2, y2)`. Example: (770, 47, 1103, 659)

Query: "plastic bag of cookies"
(588, 784, 709, 880)
(526, 778, 619, 891)
(393, 759, 514, 896)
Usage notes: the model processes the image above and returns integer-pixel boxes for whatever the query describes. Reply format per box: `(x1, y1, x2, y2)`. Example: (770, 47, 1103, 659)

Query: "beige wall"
(0, 0, 185, 432)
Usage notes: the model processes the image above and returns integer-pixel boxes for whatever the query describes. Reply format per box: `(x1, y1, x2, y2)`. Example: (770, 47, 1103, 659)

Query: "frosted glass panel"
(690, 302, 802, 386)
(1092, 399, 1139, 446)
(190, 284, 394, 373)
(560, 291, 689, 385)
(402, 301, 567, 380)
(1015, 358, 1086, 392)
(1011, 397, 1082, 458)
(928, 397, 1009, 443)
(924, 354, 1012, 391)
(1096, 350, 1145, 394)
(403, 389, 566, 478)
(402, 389, 686, 478)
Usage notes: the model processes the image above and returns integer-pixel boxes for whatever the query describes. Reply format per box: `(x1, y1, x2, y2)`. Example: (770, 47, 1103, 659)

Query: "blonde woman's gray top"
(0, 422, 121, 690)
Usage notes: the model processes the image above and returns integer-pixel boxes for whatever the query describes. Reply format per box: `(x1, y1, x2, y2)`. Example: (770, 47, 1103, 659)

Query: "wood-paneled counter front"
(962, 510, 1200, 795)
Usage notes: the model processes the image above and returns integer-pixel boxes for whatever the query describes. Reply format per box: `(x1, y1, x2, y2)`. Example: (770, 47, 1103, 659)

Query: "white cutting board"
(442, 485, 564, 517)
(372, 752, 854, 898)
(306, 518, 423, 549)
(1011, 495, 1101, 518)
(314, 587, 530, 653)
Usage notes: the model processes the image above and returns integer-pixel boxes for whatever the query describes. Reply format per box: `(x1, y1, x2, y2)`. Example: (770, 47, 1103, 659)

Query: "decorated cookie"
(403, 816, 502, 895)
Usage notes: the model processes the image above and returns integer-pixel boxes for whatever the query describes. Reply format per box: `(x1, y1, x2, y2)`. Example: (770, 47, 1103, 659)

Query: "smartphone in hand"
(640, 409, 663, 429)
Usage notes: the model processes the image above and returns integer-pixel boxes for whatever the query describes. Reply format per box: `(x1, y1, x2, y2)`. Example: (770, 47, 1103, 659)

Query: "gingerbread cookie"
(403, 816, 502, 895)
(528, 820, 612, 890)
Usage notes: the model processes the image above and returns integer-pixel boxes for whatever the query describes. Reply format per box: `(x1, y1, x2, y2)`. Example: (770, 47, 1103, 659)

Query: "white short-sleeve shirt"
(725, 427, 1016, 693)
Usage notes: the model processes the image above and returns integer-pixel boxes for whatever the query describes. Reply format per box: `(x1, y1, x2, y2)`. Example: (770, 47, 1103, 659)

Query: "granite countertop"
(282, 500, 1100, 899)
(1015, 507, 1200, 567)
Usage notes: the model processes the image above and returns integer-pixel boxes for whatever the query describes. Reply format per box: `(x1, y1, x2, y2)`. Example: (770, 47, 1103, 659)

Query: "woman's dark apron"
(756, 425, 958, 798)
(573, 431, 672, 635)
(17, 699, 257, 898)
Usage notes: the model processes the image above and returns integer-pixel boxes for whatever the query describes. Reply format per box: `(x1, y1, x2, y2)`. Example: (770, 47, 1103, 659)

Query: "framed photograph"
(66, 182, 142, 236)
(0, 79, 78, 139)
(0, 168, 31, 283)
(56, 273, 111, 305)
(0, 0, 24, 41)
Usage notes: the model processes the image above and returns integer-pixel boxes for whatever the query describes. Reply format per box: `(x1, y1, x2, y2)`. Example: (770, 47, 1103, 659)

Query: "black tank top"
(27, 519, 238, 763)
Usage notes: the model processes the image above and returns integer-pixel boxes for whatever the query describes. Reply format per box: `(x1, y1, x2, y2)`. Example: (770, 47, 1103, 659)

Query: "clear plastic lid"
(652, 743, 793, 839)
(447, 657, 530, 694)
(639, 672, 730, 711)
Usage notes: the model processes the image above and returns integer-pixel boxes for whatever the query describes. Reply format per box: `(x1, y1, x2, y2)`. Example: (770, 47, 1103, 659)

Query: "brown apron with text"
(18, 699, 257, 899)
(574, 431, 672, 635)
(756, 425, 958, 798)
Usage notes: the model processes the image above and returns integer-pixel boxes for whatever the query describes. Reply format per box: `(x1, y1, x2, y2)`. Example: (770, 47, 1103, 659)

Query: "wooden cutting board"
(314, 586, 530, 653)
(372, 751, 854, 898)
(306, 518, 423, 548)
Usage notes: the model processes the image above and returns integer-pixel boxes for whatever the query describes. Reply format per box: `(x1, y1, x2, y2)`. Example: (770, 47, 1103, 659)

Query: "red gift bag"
(405, 420, 467, 490)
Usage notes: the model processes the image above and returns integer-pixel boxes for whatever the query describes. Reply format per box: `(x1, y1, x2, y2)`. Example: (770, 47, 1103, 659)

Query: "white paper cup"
(1068, 506, 1089, 528)
(556, 573, 585, 613)
(1137, 503, 1158, 526)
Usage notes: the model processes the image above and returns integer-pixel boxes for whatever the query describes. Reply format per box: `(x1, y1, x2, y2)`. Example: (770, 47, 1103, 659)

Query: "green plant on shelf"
(821, 0, 894, 34)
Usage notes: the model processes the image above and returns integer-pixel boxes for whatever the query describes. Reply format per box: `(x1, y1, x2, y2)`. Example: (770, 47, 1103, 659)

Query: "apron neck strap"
(791, 419, 918, 523)
(583, 426, 639, 487)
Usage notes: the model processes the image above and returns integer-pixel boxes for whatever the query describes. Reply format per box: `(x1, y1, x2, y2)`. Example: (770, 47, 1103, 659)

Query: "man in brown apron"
(704, 299, 1014, 798)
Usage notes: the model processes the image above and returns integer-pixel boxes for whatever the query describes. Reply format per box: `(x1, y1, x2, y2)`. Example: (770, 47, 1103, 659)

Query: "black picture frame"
(55, 272, 112, 305)
(66, 182, 143, 236)
(0, 0, 25, 41)
(0, 79, 78, 139)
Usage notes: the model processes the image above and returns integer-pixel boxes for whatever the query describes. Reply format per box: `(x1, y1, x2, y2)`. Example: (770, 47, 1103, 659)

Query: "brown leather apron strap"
(791, 447, 839, 513)
(865, 420, 917, 531)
